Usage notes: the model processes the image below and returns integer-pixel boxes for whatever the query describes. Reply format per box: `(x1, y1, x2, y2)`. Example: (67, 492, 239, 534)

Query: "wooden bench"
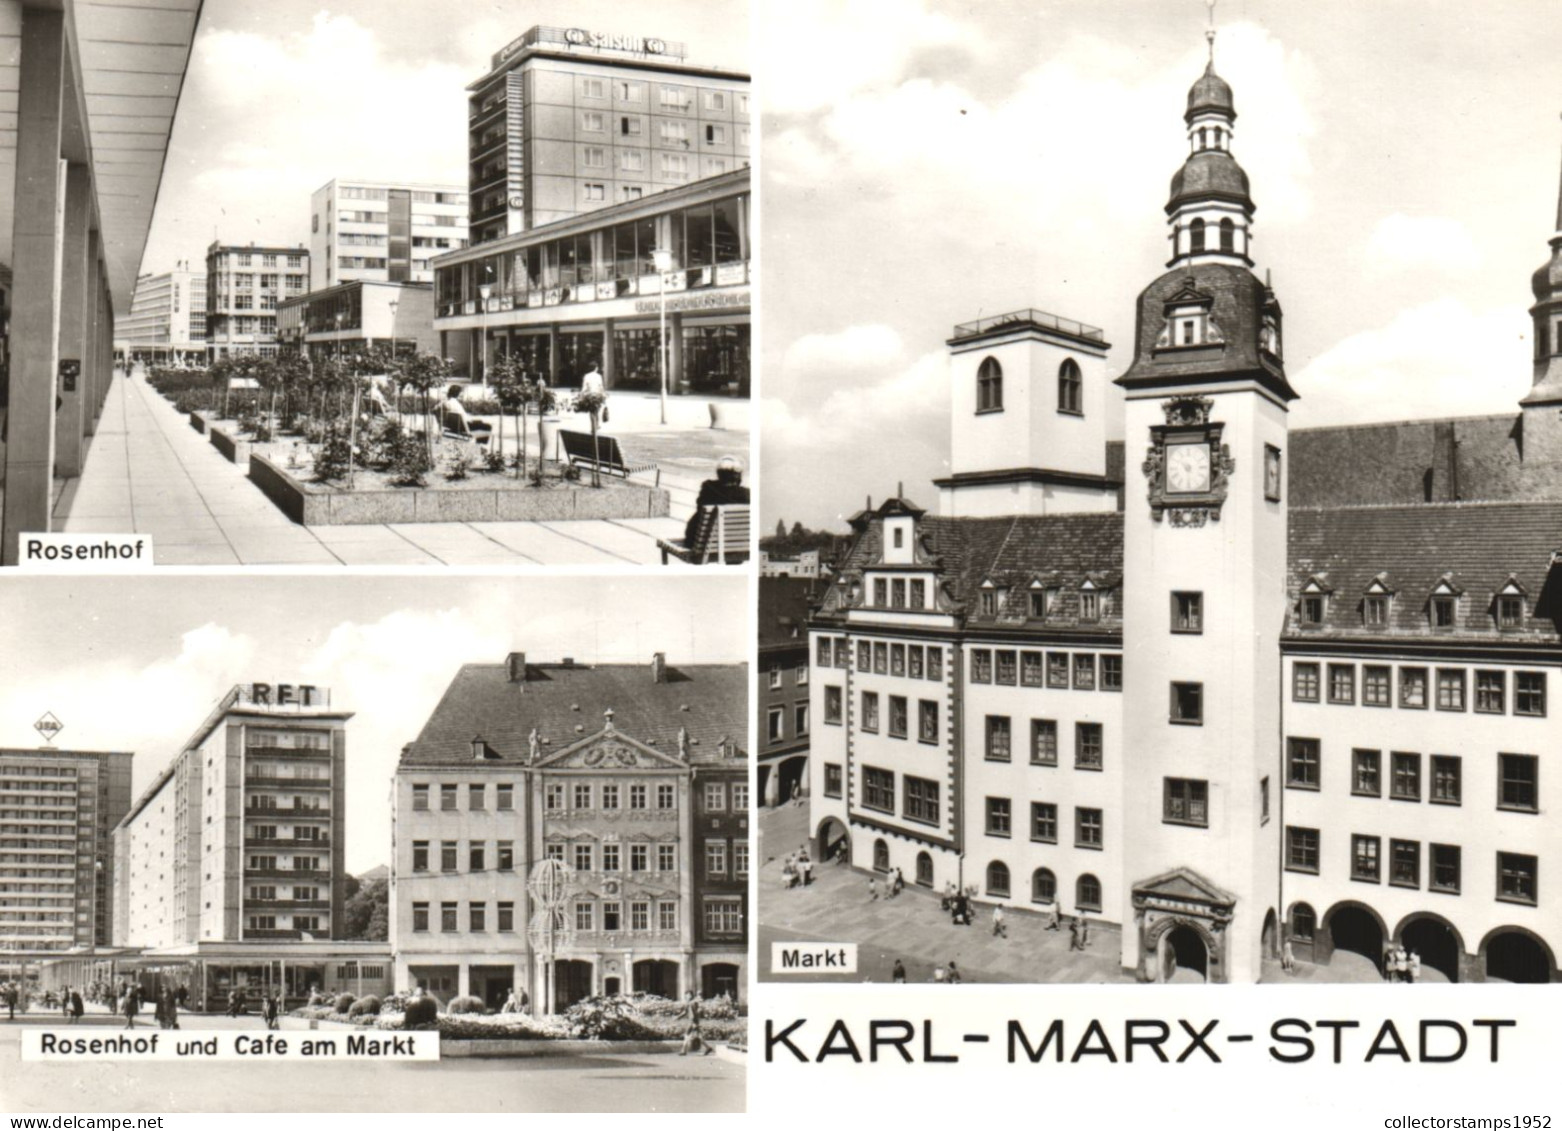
(559, 429, 660, 486)
(442, 410, 492, 446)
(658, 504, 750, 565)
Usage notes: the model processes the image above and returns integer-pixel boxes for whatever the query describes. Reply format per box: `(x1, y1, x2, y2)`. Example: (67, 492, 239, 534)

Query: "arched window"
(1076, 873, 1102, 912)
(1290, 902, 1316, 941)
(1197, 127, 1207, 149)
(1189, 218, 1206, 254)
(976, 357, 1003, 413)
(915, 851, 933, 887)
(1057, 358, 1082, 415)
(1031, 867, 1056, 903)
(986, 860, 1010, 898)
(873, 838, 889, 872)
(1219, 217, 1235, 254)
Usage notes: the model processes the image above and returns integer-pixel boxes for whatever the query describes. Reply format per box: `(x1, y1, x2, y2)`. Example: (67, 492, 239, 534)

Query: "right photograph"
(756, 1, 1561, 986)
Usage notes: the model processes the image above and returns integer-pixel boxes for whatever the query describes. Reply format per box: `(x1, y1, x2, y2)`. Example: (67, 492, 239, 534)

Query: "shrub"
(334, 992, 355, 1014)
(347, 995, 381, 1017)
(402, 996, 439, 1029)
(446, 994, 486, 1015)
(564, 994, 661, 1041)
(483, 448, 506, 474)
(390, 435, 430, 487)
(444, 449, 471, 481)
(312, 423, 353, 484)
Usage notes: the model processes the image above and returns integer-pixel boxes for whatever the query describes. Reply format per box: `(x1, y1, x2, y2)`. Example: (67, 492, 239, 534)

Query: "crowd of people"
(779, 844, 816, 889)
(1383, 944, 1423, 983)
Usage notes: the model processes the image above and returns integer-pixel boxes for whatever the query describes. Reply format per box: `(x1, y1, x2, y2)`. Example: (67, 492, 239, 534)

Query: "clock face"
(1165, 443, 1211, 494)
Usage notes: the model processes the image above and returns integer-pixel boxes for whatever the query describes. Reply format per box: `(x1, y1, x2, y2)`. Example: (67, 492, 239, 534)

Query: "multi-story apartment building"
(0, 746, 132, 971)
(434, 167, 750, 392)
(309, 179, 469, 291)
(464, 25, 749, 246)
(758, 577, 813, 807)
(204, 243, 310, 360)
(392, 652, 747, 1010)
(803, 49, 1562, 984)
(117, 264, 206, 365)
(84, 684, 388, 1007)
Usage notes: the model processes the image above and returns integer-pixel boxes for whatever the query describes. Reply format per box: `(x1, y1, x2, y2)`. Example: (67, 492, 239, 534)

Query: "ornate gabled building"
(391, 652, 747, 1010)
(803, 31, 1562, 984)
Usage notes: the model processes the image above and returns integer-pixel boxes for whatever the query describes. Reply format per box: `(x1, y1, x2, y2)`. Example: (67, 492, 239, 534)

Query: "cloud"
(760, 0, 987, 117)
(1364, 215, 1481, 276)
(1291, 298, 1531, 428)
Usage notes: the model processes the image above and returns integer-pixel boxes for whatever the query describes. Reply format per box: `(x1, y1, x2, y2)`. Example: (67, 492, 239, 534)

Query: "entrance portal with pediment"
(1131, 867, 1237, 984)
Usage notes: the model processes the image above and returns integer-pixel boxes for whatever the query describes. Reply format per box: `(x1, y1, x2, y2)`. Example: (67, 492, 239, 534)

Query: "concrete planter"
(189, 410, 217, 435)
(209, 422, 254, 465)
(249, 453, 670, 527)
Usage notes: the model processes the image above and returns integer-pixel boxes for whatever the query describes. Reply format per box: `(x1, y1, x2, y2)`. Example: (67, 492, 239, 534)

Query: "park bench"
(559, 429, 660, 486)
(442, 410, 491, 446)
(658, 503, 750, 565)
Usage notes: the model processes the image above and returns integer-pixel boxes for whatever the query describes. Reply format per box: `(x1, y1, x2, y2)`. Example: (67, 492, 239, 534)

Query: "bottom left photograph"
(0, 573, 748, 1114)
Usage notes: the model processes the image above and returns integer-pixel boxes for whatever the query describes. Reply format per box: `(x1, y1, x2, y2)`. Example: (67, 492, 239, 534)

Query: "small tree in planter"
(273, 352, 311, 433)
(490, 353, 532, 480)
(571, 387, 606, 488)
(396, 352, 454, 464)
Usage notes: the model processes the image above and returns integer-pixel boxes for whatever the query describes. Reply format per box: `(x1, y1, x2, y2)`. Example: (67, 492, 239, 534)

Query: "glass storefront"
(683, 322, 750, 396)
(556, 330, 604, 387)
(612, 326, 662, 392)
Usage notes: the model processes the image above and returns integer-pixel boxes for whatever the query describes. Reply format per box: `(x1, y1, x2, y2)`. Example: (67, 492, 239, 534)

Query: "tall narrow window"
(1219, 217, 1235, 253)
(1190, 217, 1206, 253)
(1058, 359, 1082, 414)
(977, 357, 1003, 412)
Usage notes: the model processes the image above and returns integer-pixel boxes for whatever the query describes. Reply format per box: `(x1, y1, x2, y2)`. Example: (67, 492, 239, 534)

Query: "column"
(2, 7, 66, 565)
(547, 323, 559, 385)
(86, 264, 105, 436)
(468, 327, 481, 382)
(602, 317, 615, 389)
(54, 163, 90, 476)
(669, 313, 685, 395)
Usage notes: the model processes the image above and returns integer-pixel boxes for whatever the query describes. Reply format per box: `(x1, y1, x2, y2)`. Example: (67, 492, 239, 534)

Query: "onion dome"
(1168, 150, 1251, 213)
(1185, 62, 1235, 123)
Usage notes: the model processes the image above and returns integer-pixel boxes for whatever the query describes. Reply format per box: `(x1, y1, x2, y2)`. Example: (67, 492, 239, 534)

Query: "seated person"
(684, 455, 750, 546)
(443, 384, 492, 443)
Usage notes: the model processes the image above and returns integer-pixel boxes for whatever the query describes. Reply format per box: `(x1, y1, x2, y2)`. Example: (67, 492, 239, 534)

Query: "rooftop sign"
(232, 684, 330, 710)
(491, 26, 684, 71)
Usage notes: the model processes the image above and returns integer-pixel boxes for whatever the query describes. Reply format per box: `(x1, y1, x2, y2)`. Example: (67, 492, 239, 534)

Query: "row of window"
(245, 855, 321, 871)
(859, 692, 940, 742)
(1284, 830, 1537, 905)
(228, 254, 305, 269)
(984, 861, 1101, 911)
(1297, 589, 1531, 632)
(1286, 741, 1540, 811)
(246, 914, 321, 931)
(983, 797, 1105, 847)
(577, 119, 747, 145)
(408, 780, 732, 813)
(974, 586, 1111, 620)
(765, 703, 809, 743)
(570, 80, 748, 114)
(971, 649, 1123, 691)
(816, 637, 946, 682)
(1291, 663, 1547, 716)
(984, 717, 1105, 769)
(767, 665, 809, 690)
(409, 898, 740, 933)
(974, 356, 1083, 416)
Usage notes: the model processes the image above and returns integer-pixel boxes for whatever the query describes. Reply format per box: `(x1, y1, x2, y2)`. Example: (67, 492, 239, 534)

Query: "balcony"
(245, 836, 331, 849)
(244, 899, 330, 911)
(246, 745, 332, 759)
(245, 867, 328, 880)
(951, 308, 1104, 344)
(245, 805, 329, 819)
(244, 775, 330, 789)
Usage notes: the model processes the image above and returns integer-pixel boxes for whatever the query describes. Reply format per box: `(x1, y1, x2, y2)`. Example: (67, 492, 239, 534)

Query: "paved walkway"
(42, 371, 747, 566)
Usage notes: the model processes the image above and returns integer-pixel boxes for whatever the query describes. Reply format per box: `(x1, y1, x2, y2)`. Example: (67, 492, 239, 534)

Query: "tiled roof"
(400, 660, 748, 769)
(1286, 502, 1562, 643)
(821, 511, 1125, 632)
(1289, 414, 1562, 507)
(759, 577, 817, 649)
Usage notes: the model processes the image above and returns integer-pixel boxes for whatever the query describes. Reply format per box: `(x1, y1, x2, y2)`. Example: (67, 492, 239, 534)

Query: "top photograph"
(0, 0, 751, 567)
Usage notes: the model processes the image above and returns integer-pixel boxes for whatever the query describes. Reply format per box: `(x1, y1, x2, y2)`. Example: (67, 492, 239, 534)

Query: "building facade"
(117, 264, 206, 365)
(759, 577, 813, 808)
(309, 179, 469, 291)
(433, 167, 750, 392)
(204, 243, 310, 360)
(0, 746, 132, 971)
(391, 652, 747, 1009)
(803, 47, 1562, 983)
(465, 25, 749, 245)
(277, 280, 436, 362)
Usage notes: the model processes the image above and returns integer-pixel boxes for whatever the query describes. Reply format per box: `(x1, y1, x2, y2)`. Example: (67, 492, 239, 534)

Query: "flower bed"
(248, 451, 669, 526)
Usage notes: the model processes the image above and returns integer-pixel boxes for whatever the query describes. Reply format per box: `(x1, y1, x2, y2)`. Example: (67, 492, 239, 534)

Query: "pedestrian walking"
(791, 781, 802, 807)
(946, 961, 962, 985)
(61, 986, 72, 1024)
(892, 960, 906, 984)
(69, 989, 83, 1024)
(1046, 903, 1061, 931)
(678, 991, 714, 1057)
(868, 877, 879, 901)
(1408, 950, 1421, 985)
(263, 993, 280, 1031)
(120, 985, 139, 1030)
(1281, 939, 1296, 974)
(1077, 916, 1090, 950)
(993, 904, 1008, 938)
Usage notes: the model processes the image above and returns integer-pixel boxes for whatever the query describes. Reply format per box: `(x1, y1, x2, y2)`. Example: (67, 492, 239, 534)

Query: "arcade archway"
(816, 817, 850, 865)
(1482, 928, 1555, 984)
(1396, 914, 1463, 983)
(1322, 902, 1387, 976)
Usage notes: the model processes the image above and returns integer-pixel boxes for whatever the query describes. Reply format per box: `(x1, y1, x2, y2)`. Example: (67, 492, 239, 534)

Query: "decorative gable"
(533, 726, 688, 772)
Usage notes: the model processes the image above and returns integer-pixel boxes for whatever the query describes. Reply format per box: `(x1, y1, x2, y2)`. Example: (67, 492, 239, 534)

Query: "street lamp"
(387, 298, 399, 362)
(334, 310, 345, 368)
(651, 246, 672, 425)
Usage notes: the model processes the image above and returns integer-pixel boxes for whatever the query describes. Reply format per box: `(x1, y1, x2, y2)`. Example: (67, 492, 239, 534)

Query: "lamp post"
(387, 298, 399, 363)
(479, 284, 493, 386)
(333, 310, 345, 369)
(651, 247, 672, 425)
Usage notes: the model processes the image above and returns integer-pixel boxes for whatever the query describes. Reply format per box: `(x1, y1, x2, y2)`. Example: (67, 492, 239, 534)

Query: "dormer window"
(893, 528, 904, 549)
(1029, 584, 1058, 619)
(1364, 595, 1389, 629)
(977, 356, 1003, 413)
(1079, 585, 1101, 623)
(979, 587, 1007, 616)
(1431, 594, 1456, 629)
(1300, 595, 1325, 626)
(1496, 582, 1526, 630)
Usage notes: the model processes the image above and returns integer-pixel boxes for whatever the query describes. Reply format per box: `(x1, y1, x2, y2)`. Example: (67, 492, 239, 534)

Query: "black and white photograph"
(757, 0, 1561, 990)
(0, 573, 748, 1112)
(0, 0, 751, 568)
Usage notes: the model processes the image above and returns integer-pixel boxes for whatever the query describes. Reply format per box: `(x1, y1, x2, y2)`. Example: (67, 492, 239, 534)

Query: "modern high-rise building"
(800, 41, 1562, 985)
(391, 652, 748, 1009)
(464, 25, 750, 245)
(309, 179, 469, 291)
(0, 746, 133, 965)
(117, 264, 206, 365)
(204, 243, 310, 360)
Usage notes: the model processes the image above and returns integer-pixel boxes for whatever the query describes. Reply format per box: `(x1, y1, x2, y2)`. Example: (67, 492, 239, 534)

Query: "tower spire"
(1554, 111, 1562, 235)
(1206, 0, 1217, 67)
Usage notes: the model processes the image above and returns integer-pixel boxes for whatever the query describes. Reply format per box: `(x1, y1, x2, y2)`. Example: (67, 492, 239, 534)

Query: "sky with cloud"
(0, 576, 748, 874)
(139, 0, 749, 271)
(759, 0, 1562, 529)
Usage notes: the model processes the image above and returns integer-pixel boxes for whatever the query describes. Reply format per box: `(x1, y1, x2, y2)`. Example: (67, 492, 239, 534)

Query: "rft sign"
(243, 683, 325, 707)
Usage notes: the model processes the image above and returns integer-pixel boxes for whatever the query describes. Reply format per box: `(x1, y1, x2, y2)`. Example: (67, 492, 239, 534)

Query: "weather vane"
(1206, 0, 1217, 63)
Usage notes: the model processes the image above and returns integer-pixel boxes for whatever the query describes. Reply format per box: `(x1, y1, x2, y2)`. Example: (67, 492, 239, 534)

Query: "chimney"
(562, 656, 575, 668)
(651, 652, 666, 683)
(506, 652, 526, 684)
